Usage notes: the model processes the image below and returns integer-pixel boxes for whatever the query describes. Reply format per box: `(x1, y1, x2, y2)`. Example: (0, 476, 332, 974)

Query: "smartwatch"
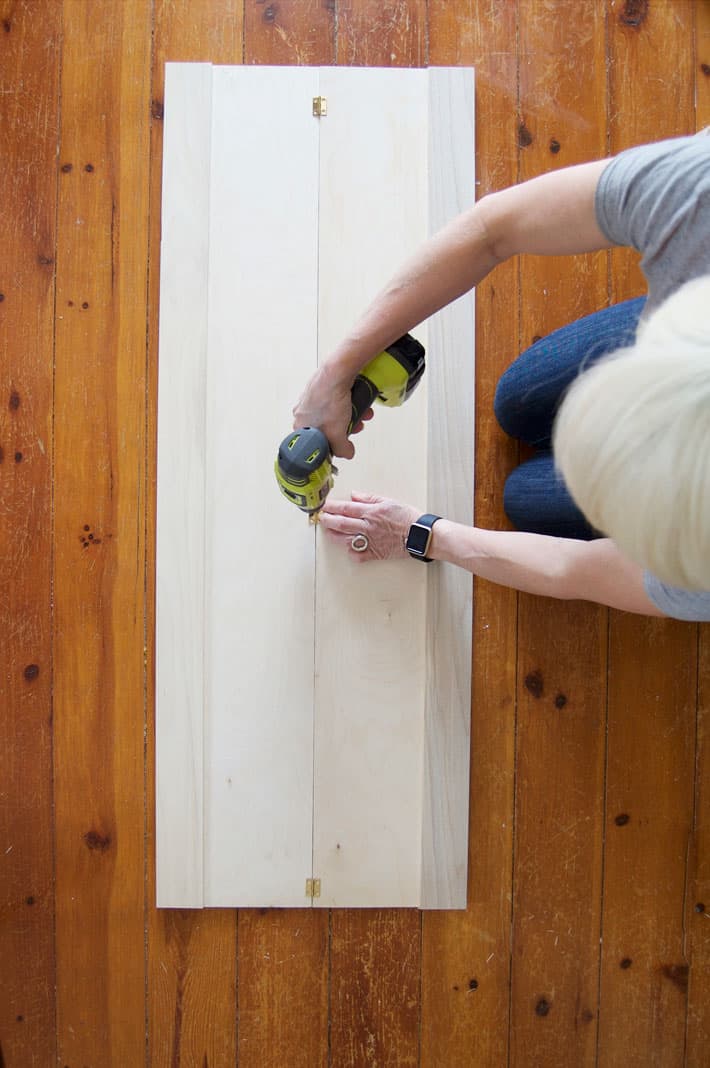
(406, 513, 441, 562)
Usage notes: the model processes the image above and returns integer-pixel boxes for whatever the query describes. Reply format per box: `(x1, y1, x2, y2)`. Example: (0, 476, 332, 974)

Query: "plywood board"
(203, 66, 319, 907)
(313, 67, 430, 908)
(421, 67, 475, 907)
(155, 62, 213, 907)
(156, 63, 474, 909)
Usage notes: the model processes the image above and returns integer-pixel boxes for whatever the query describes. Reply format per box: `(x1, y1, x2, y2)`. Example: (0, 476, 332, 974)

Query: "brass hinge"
(312, 96, 327, 118)
(305, 877, 322, 899)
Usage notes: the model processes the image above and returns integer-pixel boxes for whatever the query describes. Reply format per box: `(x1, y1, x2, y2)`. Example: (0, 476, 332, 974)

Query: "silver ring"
(351, 533, 369, 553)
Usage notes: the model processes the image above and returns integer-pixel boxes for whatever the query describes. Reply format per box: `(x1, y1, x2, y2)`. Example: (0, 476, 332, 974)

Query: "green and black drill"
(275, 333, 425, 518)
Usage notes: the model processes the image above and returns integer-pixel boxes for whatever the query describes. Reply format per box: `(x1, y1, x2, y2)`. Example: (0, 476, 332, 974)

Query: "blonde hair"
(553, 275, 710, 590)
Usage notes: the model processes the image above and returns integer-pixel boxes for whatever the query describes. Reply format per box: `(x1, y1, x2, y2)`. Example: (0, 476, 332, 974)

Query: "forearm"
(428, 521, 664, 615)
(429, 521, 574, 597)
(323, 159, 612, 381)
(328, 203, 499, 378)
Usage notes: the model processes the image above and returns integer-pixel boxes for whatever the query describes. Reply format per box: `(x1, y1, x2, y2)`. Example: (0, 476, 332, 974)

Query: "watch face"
(407, 523, 431, 555)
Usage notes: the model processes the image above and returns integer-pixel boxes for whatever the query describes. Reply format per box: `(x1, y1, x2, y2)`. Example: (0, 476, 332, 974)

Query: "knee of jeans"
(493, 367, 523, 437)
(501, 466, 525, 528)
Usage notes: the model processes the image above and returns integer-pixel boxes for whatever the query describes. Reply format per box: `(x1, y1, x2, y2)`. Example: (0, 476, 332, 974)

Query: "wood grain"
(156, 63, 473, 909)
(155, 60, 213, 909)
(147, 4, 242, 1064)
(0, 2, 60, 1065)
(698, 0, 710, 133)
(313, 67, 428, 909)
(204, 64, 319, 907)
(600, 619, 697, 1067)
(331, 910, 421, 1068)
(422, 2, 519, 1061)
(512, 2, 608, 1065)
(149, 909, 237, 1067)
(688, 630, 710, 1065)
(238, 909, 328, 1068)
(421, 67, 475, 910)
(600, 4, 699, 1065)
(336, 0, 425, 67)
(244, 0, 335, 65)
(52, 1, 151, 1064)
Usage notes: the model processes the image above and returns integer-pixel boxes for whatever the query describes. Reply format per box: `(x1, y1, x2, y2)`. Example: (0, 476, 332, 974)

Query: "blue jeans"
(493, 297, 646, 539)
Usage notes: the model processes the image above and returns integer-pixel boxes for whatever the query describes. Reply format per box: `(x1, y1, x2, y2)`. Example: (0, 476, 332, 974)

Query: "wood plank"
(52, 1, 151, 1063)
(156, 61, 213, 909)
(237, 909, 328, 1068)
(599, 4, 698, 1065)
(149, 909, 237, 1067)
(336, 0, 425, 66)
(422, 1, 518, 1061)
(147, 5, 242, 1065)
(686, 12, 710, 1063)
(155, 64, 472, 908)
(688, 630, 710, 1066)
(420, 66, 474, 908)
(511, 2, 608, 1064)
(313, 67, 429, 909)
(204, 64, 319, 907)
(698, 0, 710, 134)
(327, 6, 422, 1062)
(0, 2, 61, 1065)
(599, 620, 696, 1067)
(244, 0, 335, 65)
(330, 910, 421, 1068)
(236, 9, 334, 1066)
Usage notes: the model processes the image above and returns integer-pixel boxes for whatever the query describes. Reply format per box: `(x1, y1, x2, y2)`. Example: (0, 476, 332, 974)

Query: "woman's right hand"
(292, 361, 373, 459)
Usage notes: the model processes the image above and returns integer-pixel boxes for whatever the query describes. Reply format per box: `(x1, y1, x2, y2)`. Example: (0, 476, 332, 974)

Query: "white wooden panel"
(313, 69, 430, 907)
(421, 68, 475, 908)
(155, 63, 213, 908)
(203, 66, 320, 907)
(156, 64, 474, 910)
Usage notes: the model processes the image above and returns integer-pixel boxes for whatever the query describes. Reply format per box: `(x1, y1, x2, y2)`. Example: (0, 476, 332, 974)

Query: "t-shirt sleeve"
(644, 570, 710, 621)
(595, 132, 710, 312)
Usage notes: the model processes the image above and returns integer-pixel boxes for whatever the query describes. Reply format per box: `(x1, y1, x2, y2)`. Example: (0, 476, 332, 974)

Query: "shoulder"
(644, 570, 710, 622)
(595, 132, 710, 310)
(596, 132, 710, 232)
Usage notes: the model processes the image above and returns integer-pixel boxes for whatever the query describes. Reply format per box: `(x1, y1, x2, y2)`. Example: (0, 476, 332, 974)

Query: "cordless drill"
(274, 333, 425, 517)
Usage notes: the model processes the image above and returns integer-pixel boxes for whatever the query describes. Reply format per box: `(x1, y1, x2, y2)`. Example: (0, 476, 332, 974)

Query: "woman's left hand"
(319, 492, 421, 562)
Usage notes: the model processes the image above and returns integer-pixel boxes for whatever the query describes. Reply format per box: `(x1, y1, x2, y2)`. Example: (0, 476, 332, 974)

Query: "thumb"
(334, 439, 355, 460)
(329, 430, 354, 460)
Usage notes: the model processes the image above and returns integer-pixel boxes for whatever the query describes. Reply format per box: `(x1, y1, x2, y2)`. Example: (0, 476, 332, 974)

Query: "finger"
(351, 491, 383, 505)
(319, 511, 362, 536)
(322, 498, 370, 520)
(350, 408, 375, 435)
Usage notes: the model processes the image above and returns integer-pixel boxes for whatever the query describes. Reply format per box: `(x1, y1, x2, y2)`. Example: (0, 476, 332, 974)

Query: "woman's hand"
(319, 492, 421, 562)
(292, 363, 373, 460)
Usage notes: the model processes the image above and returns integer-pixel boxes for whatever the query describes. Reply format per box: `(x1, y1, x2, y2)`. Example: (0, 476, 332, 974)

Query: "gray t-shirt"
(594, 131, 710, 620)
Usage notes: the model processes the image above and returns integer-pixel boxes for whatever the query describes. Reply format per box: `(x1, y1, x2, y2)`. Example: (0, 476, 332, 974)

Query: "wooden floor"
(1, 1, 709, 1065)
